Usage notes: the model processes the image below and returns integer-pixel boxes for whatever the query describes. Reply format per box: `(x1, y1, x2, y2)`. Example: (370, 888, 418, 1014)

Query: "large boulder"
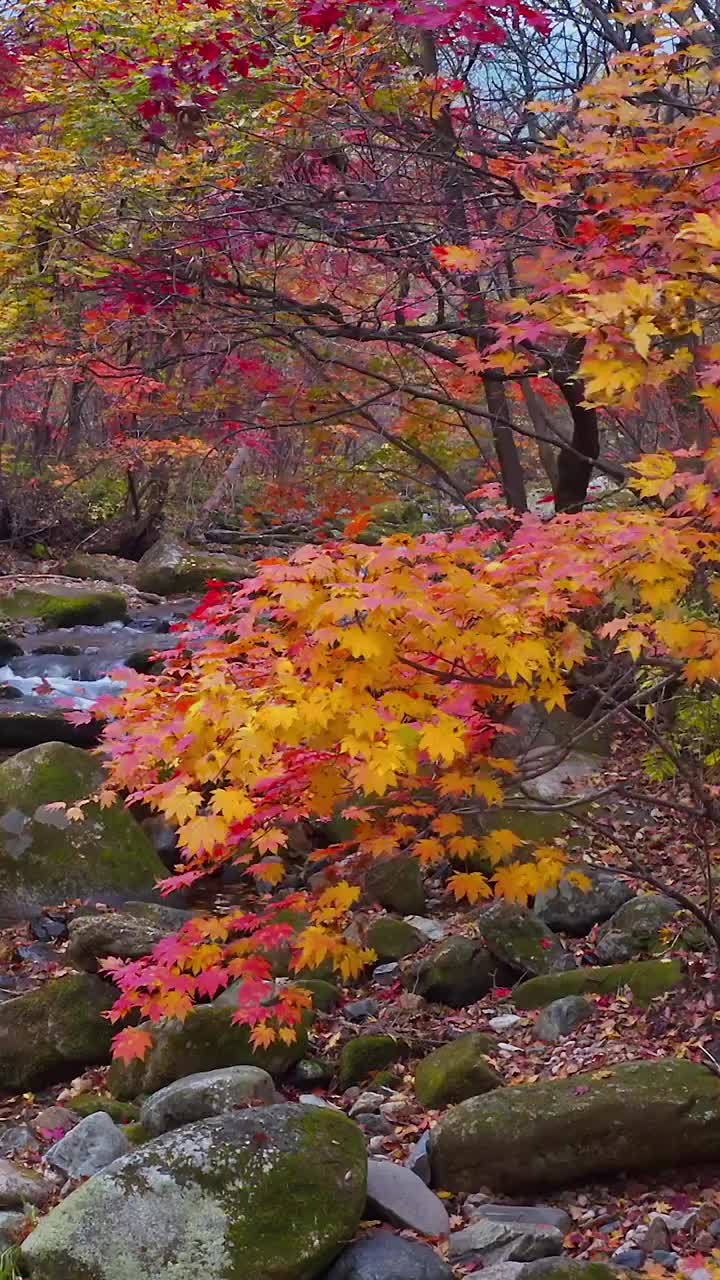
(513, 958, 683, 1010)
(365, 854, 426, 915)
(0, 742, 166, 917)
(0, 974, 115, 1090)
(479, 903, 575, 977)
(0, 702, 102, 750)
(66, 911, 172, 973)
(337, 1034, 410, 1089)
(415, 1034, 502, 1108)
(21, 1104, 367, 1280)
(140, 1065, 278, 1135)
(135, 537, 253, 595)
(0, 584, 127, 629)
(594, 895, 677, 964)
(430, 1059, 720, 1192)
(409, 937, 507, 1008)
(367, 916, 424, 960)
(63, 554, 138, 587)
(109, 1006, 308, 1098)
(534, 864, 633, 936)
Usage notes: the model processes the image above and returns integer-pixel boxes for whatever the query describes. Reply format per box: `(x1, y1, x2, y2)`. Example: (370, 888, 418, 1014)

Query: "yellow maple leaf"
(482, 827, 525, 865)
(448, 871, 492, 903)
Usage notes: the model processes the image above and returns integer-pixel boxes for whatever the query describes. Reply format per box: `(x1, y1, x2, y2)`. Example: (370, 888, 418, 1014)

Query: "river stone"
(66, 911, 170, 973)
(535, 996, 593, 1043)
(479, 902, 575, 977)
(365, 854, 426, 915)
(337, 1034, 410, 1089)
(109, 1005, 308, 1098)
(0, 974, 115, 1090)
(594, 895, 677, 964)
(467, 1205, 572, 1234)
(409, 937, 506, 1008)
(0, 703, 103, 750)
(46, 1112, 130, 1179)
(449, 1220, 564, 1265)
(513, 959, 683, 1010)
(0, 1159, 52, 1209)
(534, 864, 634, 936)
(135, 537, 254, 595)
(366, 1159, 450, 1237)
(430, 1059, 720, 1192)
(0, 742, 166, 917)
(326, 1230, 452, 1280)
(367, 916, 424, 960)
(21, 1104, 367, 1280)
(0, 584, 128, 629)
(140, 1065, 277, 1135)
(415, 1034, 502, 1108)
(64, 554, 138, 587)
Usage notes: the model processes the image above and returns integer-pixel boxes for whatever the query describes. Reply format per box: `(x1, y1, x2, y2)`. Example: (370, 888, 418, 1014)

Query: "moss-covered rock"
(430, 1059, 720, 1192)
(367, 916, 424, 961)
(513, 958, 683, 1010)
(63, 554, 137, 587)
(409, 937, 507, 1008)
(415, 1034, 502, 1108)
(337, 1034, 410, 1089)
(135, 537, 254, 595)
(534, 864, 634, 936)
(67, 1095, 140, 1124)
(297, 979, 341, 1012)
(594, 895, 677, 964)
(21, 1104, 367, 1280)
(66, 911, 171, 973)
(365, 854, 426, 915)
(0, 742, 166, 917)
(0, 585, 127, 628)
(0, 975, 115, 1090)
(109, 1006, 309, 1099)
(479, 902, 575, 977)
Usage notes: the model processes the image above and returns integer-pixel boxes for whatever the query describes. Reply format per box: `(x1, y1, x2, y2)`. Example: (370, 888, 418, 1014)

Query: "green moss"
(68, 1094, 140, 1123)
(365, 853, 425, 914)
(0, 974, 115, 1090)
(367, 916, 423, 960)
(415, 1034, 502, 1108)
(122, 1122, 151, 1146)
(479, 902, 570, 976)
(337, 1034, 410, 1089)
(296, 979, 340, 1012)
(0, 587, 127, 628)
(514, 959, 684, 1009)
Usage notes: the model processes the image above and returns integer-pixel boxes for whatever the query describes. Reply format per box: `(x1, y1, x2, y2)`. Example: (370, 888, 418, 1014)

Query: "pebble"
(611, 1249, 647, 1269)
(367, 1136, 387, 1155)
(355, 1113, 392, 1136)
(349, 1092, 385, 1117)
(345, 999, 379, 1022)
(403, 916, 447, 942)
(406, 1131, 432, 1186)
(709, 1218, 720, 1239)
(373, 963, 400, 986)
(488, 1015, 523, 1032)
(449, 1220, 564, 1266)
(465, 1204, 572, 1235)
(298, 1094, 341, 1111)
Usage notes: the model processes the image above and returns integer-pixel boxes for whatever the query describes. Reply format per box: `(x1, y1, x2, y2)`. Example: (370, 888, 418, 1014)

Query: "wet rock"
(366, 1158, 450, 1237)
(415, 1034, 502, 1108)
(21, 1104, 367, 1280)
(611, 1250, 646, 1269)
(535, 996, 593, 1043)
(46, 1112, 130, 1179)
(0, 1159, 52, 1209)
(534, 864, 634, 936)
(365, 854, 426, 915)
(325, 1229, 452, 1280)
(140, 1065, 277, 1136)
(0, 974, 115, 1090)
(136, 537, 253, 595)
(594, 895, 677, 964)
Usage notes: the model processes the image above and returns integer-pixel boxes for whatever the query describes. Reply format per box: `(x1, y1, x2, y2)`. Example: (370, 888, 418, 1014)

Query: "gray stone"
(0, 1124, 38, 1156)
(489, 1014, 523, 1032)
(466, 1204, 572, 1234)
(366, 1158, 450, 1237)
(633, 1216, 673, 1253)
(406, 1131, 432, 1185)
(0, 1159, 52, 1209)
(535, 996, 593, 1043)
(32, 1107, 77, 1138)
(136, 537, 254, 595)
(449, 1220, 564, 1265)
(0, 974, 115, 1091)
(66, 912, 170, 974)
(410, 937, 505, 1008)
(534, 864, 634, 936)
(21, 1104, 367, 1280)
(356, 1114, 392, 1136)
(373, 962, 401, 986)
(595, 895, 677, 964)
(480, 902, 575, 977)
(140, 1065, 277, 1136)
(650, 1253, 678, 1269)
(612, 1250, 646, 1269)
(345, 999, 379, 1022)
(0, 1210, 27, 1249)
(404, 916, 446, 943)
(325, 1230, 452, 1280)
(297, 1094, 340, 1110)
(365, 854, 426, 915)
(46, 1112, 130, 1179)
(349, 1092, 386, 1117)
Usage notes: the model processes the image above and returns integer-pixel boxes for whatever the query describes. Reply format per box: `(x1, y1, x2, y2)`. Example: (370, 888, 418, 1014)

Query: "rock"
(466, 1205, 572, 1234)
(292, 1058, 333, 1087)
(67, 1095, 139, 1124)
(489, 1014, 523, 1032)
(415, 1034, 502, 1108)
(479, 902, 575, 977)
(407, 1131, 432, 1185)
(120, 900, 191, 931)
(521, 1266, 619, 1280)
(611, 1250, 646, 1270)
(534, 864, 634, 936)
(298, 1095, 340, 1111)
(449, 1220, 564, 1265)
(63, 554, 137, 586)
(0, 1210, 27, 1249)
(0, 742, 166, 918)
(634, 1217, 673, 1253)
(349, 1092, 386, 1117)
(0, 1124, 38, 1156)
(0, 974, 115, 1090)
(337, 1034, 410, 1089)
(357, 1113, 392, 1136)
(366, 1158, 450, 1237)
(0, 584, 128, 629)
(140, 1065, 277, 1135)
(0, 702, 104, 750)
(325, 1229, 452, 1280)
(135, 537, 253, 595)
(296, 979, 340, 1011)
(594, 895, 677, 964)
(46, 1112, 130, 1179)
(109, 1005, 307, 1099)
(373, 962, 400, 986)
(66, 911, 170, 973)
(0, 633, 22, 660)
(650, 1253, 678, 1269)
(367, 917, 424, 960)
(21, 1104, 367, 1280)
(365, 854, 426, 915)
(404, 916, 446, 942)
(430, 1058, 720, 1193)
(0, 1159, 52, 1209)
(467, 1265, 525, 1280)
(345, 999, 379, 1022)
(409, 937, 506, 1008)
(535, 996, 592, 1042)
(514, 959, 683, 1010)
(32, 1107, 78, 1138)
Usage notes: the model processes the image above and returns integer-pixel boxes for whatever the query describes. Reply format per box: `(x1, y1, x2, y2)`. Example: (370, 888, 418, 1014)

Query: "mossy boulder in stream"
(0, 742, 166, 917)
(513, 958, 683, 1009)
(109, 1006, 309, 1099)
(430, 1059, 720, 1192)
(0, 974, 115, 1090)
(21, 1103, 367, 1280)
(135, 537, 254, 595)
(0, 585, 127, 628)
